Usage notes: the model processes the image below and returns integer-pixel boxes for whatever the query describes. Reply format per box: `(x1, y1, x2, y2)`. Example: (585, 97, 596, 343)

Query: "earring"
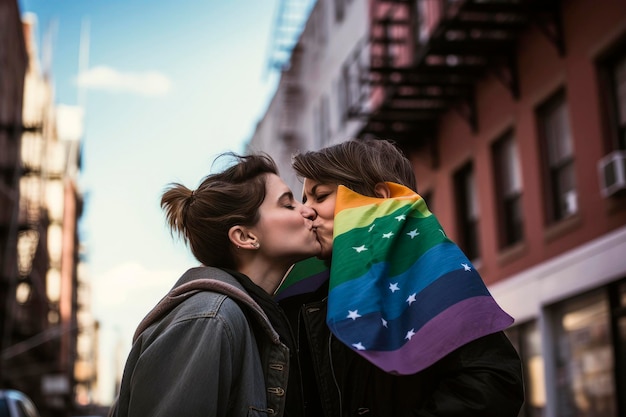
(252, 242, 260, 249)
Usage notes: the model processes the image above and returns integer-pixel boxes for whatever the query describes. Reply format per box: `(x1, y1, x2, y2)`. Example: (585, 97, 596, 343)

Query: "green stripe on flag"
(280, 256, 328, 289)
(329, 214, 449, 289)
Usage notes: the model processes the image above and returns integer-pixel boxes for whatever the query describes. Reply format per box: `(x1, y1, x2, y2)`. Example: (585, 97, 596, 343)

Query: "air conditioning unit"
(598, 150, 626, 198)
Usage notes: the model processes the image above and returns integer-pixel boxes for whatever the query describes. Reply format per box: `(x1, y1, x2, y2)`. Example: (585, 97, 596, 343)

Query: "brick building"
(249, 1, 626, 415)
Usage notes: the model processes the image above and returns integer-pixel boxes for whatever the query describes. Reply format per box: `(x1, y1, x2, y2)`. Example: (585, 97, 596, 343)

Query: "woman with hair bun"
(110, 153, 320, 417)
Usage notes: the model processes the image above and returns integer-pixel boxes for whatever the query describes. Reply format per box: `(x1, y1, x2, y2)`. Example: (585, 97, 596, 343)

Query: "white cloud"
(76, 65, 172, 96)
(92, 261, 175, 312)
(91, 261, 179, 357)
(92, 261, 180, 403)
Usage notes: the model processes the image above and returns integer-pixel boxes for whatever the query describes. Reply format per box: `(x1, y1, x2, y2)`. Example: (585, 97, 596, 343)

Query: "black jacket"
(279, 280, 525, 417)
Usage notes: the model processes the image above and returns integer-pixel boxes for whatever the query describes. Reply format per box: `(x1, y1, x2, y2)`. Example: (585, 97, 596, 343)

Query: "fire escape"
(266, 0, 314, 145)
(345, 0, 565, 159)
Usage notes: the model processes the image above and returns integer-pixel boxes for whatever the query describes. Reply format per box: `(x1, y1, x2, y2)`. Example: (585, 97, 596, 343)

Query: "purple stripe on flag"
(328, 268, 493, 350)
(356, 296, 513, 375)
(274, 269, 330, 301)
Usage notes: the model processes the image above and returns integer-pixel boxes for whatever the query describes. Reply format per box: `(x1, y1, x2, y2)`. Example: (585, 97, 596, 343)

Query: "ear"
(228, 226, 246, 248)
(374, 182, 391, 198)
(228, 225, 259, 249)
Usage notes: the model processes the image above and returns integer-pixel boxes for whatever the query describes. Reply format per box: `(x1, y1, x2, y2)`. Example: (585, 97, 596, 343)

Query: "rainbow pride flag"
(276, 182, 514, 375)
(276, 256, 329, 301)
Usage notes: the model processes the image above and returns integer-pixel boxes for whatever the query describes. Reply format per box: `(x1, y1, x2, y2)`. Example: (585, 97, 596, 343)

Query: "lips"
(312, 230, 332, 259)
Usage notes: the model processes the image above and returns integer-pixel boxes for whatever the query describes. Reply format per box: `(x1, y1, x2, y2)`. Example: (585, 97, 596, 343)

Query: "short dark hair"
(292, 138, 417, 196)
(161, 153, 278, 268)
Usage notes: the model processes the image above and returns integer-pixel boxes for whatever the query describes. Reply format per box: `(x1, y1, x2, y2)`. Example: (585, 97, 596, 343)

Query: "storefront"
(499, 227, 626, 417)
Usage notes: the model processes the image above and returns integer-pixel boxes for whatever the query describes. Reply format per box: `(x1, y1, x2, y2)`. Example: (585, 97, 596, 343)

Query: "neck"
(237, 260, 292, 295)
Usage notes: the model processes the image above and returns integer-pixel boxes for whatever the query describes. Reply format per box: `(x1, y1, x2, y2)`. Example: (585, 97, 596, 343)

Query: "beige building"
(248, 0, 367, 194)
(1, 7, 100, 416)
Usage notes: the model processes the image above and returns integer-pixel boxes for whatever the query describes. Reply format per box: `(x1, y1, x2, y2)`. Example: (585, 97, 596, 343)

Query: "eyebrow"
(278, 191, 294, 203)
(302, 183, 317, 204)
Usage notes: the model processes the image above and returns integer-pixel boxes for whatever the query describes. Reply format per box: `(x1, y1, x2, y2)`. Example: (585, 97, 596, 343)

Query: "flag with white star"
(276, 182, 514, 375)
(327, 183, 513, 375)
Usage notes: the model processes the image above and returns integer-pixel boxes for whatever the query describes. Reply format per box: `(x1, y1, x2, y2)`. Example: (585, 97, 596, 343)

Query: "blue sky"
(18, 0, 283, 402)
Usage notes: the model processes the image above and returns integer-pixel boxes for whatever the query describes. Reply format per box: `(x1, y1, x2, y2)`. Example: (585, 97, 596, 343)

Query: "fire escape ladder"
(344, 39, 371, 120)
(364, 1, 442, 143)
(349, 0, 566, 148)
(278, 44, 304, 143)
(529, 0, 566, 57)
(452, 84, 478, 133)
(488, 51, 520, 99)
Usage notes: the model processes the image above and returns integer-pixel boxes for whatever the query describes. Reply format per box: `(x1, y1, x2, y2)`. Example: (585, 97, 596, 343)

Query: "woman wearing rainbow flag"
(276, 139, 524, 417)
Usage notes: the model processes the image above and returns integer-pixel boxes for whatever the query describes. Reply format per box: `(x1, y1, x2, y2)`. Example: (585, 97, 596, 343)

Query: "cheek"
(283, 213, 307, 230)
(320, 201, 336, 220)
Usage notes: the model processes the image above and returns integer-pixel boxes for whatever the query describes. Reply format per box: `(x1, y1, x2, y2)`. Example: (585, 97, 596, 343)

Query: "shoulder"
(134, 292, 254, 356)
(174, 289, 249, 327)
(432, 331, 520, 370)
(175, 266, 243, 289)
(134, 267, 262, 346)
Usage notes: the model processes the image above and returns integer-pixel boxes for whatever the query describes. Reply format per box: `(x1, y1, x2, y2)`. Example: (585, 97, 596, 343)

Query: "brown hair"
(292, 138, 417, 196)
(161, 153, 278, 268)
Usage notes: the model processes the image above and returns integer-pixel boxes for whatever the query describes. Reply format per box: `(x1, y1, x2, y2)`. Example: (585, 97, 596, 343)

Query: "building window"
(340, 44, 370, 122)
(608, 278, 626, 415)
(505, 320, 546, 417)
(612, 55, 626, 150)
(597, 40, 626, 151)
(345, 62, 360, 117)
(313, 106, 320, 148)
(314, 95, 331, 148)
(492, 130, 524, 248)
(334, 0, 345, 22)
(552, 289, 618, 417)
(338, 68, 348, 126)
(320, 95, 330, 147)
(537, 90, 577, 224)
(453, 162, 480, 260)
(310, 1, 327, 45)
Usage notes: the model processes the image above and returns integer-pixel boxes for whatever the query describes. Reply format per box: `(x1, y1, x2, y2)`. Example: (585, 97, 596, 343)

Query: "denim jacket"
(111, 267, 290, 417)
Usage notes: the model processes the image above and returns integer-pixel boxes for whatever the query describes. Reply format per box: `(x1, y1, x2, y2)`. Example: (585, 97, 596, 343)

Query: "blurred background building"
(1, 1, 100, 416)
(3, 0, 626, 416)
(249, 0, 626, 416)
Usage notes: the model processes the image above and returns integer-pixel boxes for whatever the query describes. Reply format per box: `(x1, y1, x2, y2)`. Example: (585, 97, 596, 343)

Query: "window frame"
(492, 129, 524, 249)
(596, 34, 626, 153)
(536, 89, 577, 225)
(453, 161, 480, 261)
(551, 287, 619, 417)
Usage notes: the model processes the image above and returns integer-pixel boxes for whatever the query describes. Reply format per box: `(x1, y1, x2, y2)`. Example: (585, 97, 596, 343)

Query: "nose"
(300, 203, 317, 220)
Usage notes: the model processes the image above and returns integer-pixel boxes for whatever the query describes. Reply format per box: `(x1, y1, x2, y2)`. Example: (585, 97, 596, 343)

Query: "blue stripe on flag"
(328, 266, 491, 351)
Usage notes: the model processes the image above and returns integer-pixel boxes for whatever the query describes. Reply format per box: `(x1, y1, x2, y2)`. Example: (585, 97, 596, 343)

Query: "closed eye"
(279, 191, 297, 209)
